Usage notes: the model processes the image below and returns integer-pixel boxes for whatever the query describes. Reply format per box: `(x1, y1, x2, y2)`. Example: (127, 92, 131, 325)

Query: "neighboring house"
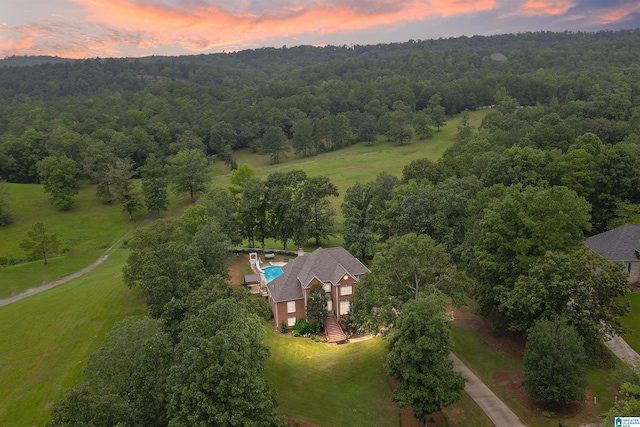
(585, 224, 640, 283)
(266, 247, 370, 330)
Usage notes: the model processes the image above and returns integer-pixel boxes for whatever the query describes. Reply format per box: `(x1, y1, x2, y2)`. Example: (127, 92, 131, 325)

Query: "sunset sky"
(1, 0, 639, 59)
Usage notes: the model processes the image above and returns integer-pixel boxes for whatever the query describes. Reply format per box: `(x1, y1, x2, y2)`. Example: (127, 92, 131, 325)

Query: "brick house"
(266, 247, 370, 331)
(585, 224, 640, 283)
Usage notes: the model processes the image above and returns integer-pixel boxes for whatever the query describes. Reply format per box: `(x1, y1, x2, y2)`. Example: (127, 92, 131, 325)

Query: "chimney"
(297, 247, 304, 257)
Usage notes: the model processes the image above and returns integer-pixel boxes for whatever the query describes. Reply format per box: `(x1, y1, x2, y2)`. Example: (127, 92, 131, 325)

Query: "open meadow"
(0, 248, 146, 426)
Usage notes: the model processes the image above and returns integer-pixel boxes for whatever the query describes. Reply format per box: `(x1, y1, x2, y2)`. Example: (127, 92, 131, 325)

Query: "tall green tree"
(456, 110, 474, 143)
(265, 170, 310, 249)
(464, 185, 591, 318)
(306, 283, 329, 333)
(412, 109, 433, 140)
(502, 248, 629, 351)
(427, 94, 447, 131)
(168, 149, 210, 203)
(0, 179, 13, 226)
(292, 117, 316, 157)
(261, 126, 289, 165)
(198, 187, 241, 244)
(191, 220, 232, 277)
(229, 163, 256, 194)
(351, 233, 470, 333)
(141, 153, 169, 217)
(107, 158, 142, 220)
(523, 318, 587, 405)
(208, 121, 238, 169)
(36, 155, 80, 210)
(384, 296, 466, 425)
(19, 222, 61, 265)
(167, 300, 283, 427)
(304, 176, 339, 245)
(238, 178, 268, 249)
(341, 182, 376, 260)
(46, 383, 132, 427)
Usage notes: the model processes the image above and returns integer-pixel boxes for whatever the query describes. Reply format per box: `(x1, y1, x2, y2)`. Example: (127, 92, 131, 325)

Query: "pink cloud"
(597, 2, 640, 25)
(519, 0, 575, 16)
(64, 0, 496, 54)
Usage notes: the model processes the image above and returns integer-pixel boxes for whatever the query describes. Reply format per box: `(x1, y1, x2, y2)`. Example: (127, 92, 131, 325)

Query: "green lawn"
(620, 292, 640, 353)
(264, 329, 398, 427)
(264, 328, 494, 427)
(0, 248, 146, 427)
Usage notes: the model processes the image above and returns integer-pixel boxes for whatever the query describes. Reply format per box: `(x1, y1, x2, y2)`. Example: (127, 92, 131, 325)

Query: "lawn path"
(0, 255, 108, 308)
(450, 353, 527, 427)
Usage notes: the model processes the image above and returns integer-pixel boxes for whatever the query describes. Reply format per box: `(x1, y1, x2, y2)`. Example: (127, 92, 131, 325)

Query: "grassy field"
(0, 247, 146, 426)
(0, 182, 194, 298)
(264, 327, 493, 427)
(210, 110, 489, 212)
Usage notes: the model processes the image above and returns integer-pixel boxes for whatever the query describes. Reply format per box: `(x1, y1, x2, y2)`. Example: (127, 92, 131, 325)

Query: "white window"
(340, 300, 350, 315)
(287, 301, 296, 313)
(287, 317, 296, 327)
(340, 285, 352, 296)
(324, 282, 331, 293)
(327, 299, 333, 312)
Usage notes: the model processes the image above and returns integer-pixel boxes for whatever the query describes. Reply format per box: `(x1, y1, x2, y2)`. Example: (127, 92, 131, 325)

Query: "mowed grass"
(210, 110, 490, 212)
(0, 182, 192, 298)
(264, 326, 494, 427)
(620, 292, 640, 353)
(0, 247, 146, 427)
(264, 329, 398, 427)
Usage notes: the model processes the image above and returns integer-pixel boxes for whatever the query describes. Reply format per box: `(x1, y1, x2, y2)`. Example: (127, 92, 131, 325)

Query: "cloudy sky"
(1, 0, 639, 59)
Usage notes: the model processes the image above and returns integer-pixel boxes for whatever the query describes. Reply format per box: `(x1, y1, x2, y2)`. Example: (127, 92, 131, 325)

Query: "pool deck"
(249, 260, 286, 297)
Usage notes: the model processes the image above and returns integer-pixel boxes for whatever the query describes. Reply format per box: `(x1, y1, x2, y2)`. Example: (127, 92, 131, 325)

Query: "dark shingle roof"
(266, 247, 370, 303)
(585, 224, 640, 261)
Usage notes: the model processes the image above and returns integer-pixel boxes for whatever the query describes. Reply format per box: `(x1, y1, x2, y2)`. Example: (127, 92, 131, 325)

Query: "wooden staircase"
(325, 316, 347, 343)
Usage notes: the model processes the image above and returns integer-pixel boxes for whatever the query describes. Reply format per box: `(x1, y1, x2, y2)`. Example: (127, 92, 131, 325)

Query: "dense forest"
(5, 28, 640, 425)
(2, 29, 640, 185)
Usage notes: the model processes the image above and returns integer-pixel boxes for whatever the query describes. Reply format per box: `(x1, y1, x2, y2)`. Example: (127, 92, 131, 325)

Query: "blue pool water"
(263, 265, 284, 283)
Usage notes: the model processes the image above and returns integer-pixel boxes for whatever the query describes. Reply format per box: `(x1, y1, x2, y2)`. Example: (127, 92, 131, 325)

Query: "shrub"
(292, 318, 318, 336)
(280, 321, 288, 334)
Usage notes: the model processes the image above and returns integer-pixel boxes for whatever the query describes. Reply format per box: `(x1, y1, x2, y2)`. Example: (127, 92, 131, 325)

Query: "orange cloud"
(68, 0, 496, 53)
(597, 2, 640, 25)
(519, 0, 575, 16)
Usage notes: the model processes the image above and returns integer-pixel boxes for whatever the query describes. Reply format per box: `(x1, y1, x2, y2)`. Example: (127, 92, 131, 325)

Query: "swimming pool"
(263, 265, 284, 283)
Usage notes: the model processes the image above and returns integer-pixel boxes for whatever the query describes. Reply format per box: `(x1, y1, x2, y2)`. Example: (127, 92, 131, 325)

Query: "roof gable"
(585, 224, 640, 261)
(266, 247, 370, 302)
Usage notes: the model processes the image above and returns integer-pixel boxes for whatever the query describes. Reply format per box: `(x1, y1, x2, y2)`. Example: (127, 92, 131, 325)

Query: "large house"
(585, 224, 640, 283)
(266, 247, 370, 331)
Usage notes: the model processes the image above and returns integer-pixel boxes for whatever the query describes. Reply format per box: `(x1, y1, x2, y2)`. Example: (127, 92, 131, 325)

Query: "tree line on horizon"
(1, 29, 640, 184)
